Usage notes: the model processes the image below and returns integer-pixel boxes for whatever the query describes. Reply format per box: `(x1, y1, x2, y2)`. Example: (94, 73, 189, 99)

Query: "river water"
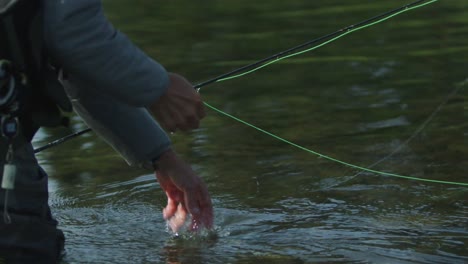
(33, 0, 467, 263)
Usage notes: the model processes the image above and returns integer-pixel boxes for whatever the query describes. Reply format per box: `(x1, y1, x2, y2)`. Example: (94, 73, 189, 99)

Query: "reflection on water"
(31, 0, 468, 263)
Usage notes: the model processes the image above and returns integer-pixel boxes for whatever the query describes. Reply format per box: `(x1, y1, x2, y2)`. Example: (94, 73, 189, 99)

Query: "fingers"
(167, 204, 188, 233)
(156, 171, 183, 220)
(163, 104, 204, 133)
(163, 184, 213, 232)
(160, 183, 189, 233)
(165, 187, 213, 233)
(149, 72, 206, 134)
(184, 186, 214, 231)
(153, 104, 202, 133)
(154, 151, 213, 233)
(162, 197, 178, 220)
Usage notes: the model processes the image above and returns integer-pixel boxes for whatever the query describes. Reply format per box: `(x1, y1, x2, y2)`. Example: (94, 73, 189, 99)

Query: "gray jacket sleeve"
(43, 0, 169, 106)
(61, 76, 171, 169)
(43, 0, 171, 168)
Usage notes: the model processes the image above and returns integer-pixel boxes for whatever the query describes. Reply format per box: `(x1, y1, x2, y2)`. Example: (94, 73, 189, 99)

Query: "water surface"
(33, 1, 467, 263)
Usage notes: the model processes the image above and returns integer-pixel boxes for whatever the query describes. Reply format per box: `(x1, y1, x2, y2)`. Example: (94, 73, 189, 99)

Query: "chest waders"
(0, 1, 68, 262)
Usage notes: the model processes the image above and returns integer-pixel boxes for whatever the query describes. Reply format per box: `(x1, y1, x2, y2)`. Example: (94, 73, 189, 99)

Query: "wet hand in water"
(154, 149, 213, 233)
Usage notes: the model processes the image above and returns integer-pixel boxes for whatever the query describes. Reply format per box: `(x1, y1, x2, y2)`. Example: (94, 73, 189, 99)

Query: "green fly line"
(208, 0, 439, 84)
(203, 94, 467, 187)
(201, 0, 468, 187)
(34, 0, 467, 187)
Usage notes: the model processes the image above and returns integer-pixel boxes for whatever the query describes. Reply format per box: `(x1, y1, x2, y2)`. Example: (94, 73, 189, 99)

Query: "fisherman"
(0, 0, 213, 262)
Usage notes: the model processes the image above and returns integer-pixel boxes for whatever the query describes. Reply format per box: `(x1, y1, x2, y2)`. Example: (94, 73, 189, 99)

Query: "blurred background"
(34, 1, 467, 263)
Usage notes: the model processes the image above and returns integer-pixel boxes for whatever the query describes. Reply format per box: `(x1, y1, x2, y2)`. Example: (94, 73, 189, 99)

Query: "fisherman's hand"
(154, 149, 213, 232)
(150, 73, 206, 133)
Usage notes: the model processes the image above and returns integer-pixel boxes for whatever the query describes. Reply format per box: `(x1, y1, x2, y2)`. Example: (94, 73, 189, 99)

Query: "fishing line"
(198, 0, 468, 187)
(32, 0, 468, 188)
(323, 80, 467, 189)
(203, 99, 467, 187)
(34, 0, 439, 153)
(361, 82, 465, 170)
(195, 0, 439, 89)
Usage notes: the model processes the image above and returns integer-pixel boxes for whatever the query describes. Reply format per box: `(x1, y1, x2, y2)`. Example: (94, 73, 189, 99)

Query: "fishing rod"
(194, 0, 435, 88)
(34, 0, 437, 154)
(34, 128, 91, 154)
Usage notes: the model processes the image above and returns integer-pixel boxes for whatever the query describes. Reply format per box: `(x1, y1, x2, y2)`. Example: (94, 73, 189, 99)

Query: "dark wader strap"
(2, 14, 25, 70)
(1, 2, 65, 262)
(1, 3, 28, 224)
(1, 0, 39, 139)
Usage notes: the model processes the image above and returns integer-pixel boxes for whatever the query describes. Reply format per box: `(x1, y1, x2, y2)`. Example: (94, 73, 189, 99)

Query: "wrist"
(152, 148, 175, 170)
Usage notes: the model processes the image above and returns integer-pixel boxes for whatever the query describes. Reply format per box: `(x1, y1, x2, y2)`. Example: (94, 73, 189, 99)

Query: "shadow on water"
(31, 0, 468, 263)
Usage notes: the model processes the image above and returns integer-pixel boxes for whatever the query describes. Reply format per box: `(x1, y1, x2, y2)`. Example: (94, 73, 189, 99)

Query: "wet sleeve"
(43, 0, 169, 107)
